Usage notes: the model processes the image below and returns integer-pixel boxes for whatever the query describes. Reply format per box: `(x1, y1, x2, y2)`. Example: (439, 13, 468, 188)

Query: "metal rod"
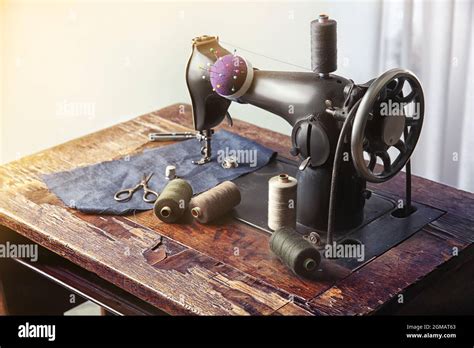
(405, 159, 412, 215)
(404, 127, 412, 215)
(149, 132, 197, 141)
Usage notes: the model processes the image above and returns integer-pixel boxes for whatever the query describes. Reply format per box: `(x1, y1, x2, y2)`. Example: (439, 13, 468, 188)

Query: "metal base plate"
(232, 157, 445, 270)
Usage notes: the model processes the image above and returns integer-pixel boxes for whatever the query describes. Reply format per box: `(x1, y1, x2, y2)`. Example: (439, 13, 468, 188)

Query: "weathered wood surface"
(0, 103, 472, 315)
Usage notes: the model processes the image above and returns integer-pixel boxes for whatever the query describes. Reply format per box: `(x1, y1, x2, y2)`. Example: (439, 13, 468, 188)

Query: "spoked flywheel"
(351, 68, 424, 183)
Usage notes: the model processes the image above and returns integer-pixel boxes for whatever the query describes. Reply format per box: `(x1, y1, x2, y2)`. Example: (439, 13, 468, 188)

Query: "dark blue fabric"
(42, 130, 276, 215)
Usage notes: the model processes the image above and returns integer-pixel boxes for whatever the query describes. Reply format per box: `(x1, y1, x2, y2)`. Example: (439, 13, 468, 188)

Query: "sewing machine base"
(232, 157, 445, 270)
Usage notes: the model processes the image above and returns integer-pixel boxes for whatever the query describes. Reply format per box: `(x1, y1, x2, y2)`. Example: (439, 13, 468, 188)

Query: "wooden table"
(0, 104, 473, 315)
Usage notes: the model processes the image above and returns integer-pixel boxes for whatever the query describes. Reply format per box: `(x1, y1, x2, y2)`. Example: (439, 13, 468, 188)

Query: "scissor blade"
(144, 172, 154, 183)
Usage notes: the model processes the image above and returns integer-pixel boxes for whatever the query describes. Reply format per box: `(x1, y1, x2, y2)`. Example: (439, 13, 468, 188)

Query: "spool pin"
(190, 181, 241, 224)
(311, 14, 337, 75)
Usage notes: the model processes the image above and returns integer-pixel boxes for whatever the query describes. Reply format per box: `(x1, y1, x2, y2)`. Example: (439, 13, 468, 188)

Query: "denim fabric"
(42, 130, 276, 215)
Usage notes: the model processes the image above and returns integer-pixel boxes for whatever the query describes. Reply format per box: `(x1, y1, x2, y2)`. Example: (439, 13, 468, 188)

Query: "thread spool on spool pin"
(153, 178, 193, 223)
(311, 14, 337, 76)
(270, 227, 321, 278)
(190, 181, 241, 224)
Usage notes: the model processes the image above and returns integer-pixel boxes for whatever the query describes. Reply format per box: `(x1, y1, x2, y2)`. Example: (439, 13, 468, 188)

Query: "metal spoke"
(404, 117, 420, 127)
(378, 85, 388, 102)
(396, 88, 418, 103)
(378, 151, 392, 173)
(368, 153, 377, 171)
(393, 139, 406, 154)
(387, 77, 405, 98)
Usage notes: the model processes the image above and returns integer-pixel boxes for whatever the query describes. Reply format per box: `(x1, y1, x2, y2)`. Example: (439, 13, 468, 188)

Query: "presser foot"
(148, 129, 214, 165)
(192, 129, 213, 165)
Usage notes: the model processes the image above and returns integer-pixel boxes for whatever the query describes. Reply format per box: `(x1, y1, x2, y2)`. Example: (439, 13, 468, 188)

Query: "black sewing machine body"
(184, 16, 433, 268)
(243, 71, 369, 232)
(187, 35, 369, 231)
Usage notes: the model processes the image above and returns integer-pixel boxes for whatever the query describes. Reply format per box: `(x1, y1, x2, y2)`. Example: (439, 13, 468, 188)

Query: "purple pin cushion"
(210, 54, 253, 99)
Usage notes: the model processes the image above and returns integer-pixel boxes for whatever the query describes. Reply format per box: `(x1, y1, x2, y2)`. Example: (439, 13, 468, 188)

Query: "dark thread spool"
(190, 181, 241, 224)
(310, 14, 337, 74)
(269, 227, 321, 278)
(153, 178, 193, 223)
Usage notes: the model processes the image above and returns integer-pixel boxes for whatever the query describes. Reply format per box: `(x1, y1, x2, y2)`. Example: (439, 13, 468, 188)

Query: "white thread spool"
(165, 165, 176, 180)
(268, 174, 297, 231)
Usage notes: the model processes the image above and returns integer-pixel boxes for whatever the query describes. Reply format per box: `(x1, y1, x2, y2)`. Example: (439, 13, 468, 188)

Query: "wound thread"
(189, 181, 241, 224)
(268, 174, 297, 231)
(269, 227, 321, 278)
(311, 14, 337, 74)
(153, 178, 193, 223)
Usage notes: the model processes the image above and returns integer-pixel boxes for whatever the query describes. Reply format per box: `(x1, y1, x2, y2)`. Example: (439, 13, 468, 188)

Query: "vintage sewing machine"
(180, 15, 442, 269)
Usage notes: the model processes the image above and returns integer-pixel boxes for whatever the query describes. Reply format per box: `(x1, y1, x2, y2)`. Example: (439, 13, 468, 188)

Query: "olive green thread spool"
(269, 227, 321, 278)
(268, 174, 297, 231)
(153, 178, 193, 223)
(190, 181, 241, 224)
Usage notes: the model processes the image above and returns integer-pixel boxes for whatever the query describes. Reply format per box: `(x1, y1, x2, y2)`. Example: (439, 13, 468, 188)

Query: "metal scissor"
(114, 173, 159, 203)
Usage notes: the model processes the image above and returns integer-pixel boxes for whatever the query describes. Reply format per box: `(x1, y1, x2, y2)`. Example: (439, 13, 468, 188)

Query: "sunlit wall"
(1, 0, 381, 163)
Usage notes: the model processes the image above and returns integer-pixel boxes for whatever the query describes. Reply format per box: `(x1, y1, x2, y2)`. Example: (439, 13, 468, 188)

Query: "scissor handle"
(114, 188, 136, 202)
(142, 188, 159, 203)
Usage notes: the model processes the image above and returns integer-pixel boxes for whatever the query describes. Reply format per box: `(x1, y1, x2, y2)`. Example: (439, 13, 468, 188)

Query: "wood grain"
(0, 103, 472, 315)
(308, 228, 470, 315)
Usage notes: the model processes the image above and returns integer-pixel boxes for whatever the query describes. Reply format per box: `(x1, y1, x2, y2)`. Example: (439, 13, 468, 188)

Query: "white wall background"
(1, 0, 472, 192)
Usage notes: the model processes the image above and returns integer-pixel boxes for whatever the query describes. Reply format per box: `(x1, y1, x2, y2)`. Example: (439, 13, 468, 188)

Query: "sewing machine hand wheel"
(351, 68, 424, 183)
